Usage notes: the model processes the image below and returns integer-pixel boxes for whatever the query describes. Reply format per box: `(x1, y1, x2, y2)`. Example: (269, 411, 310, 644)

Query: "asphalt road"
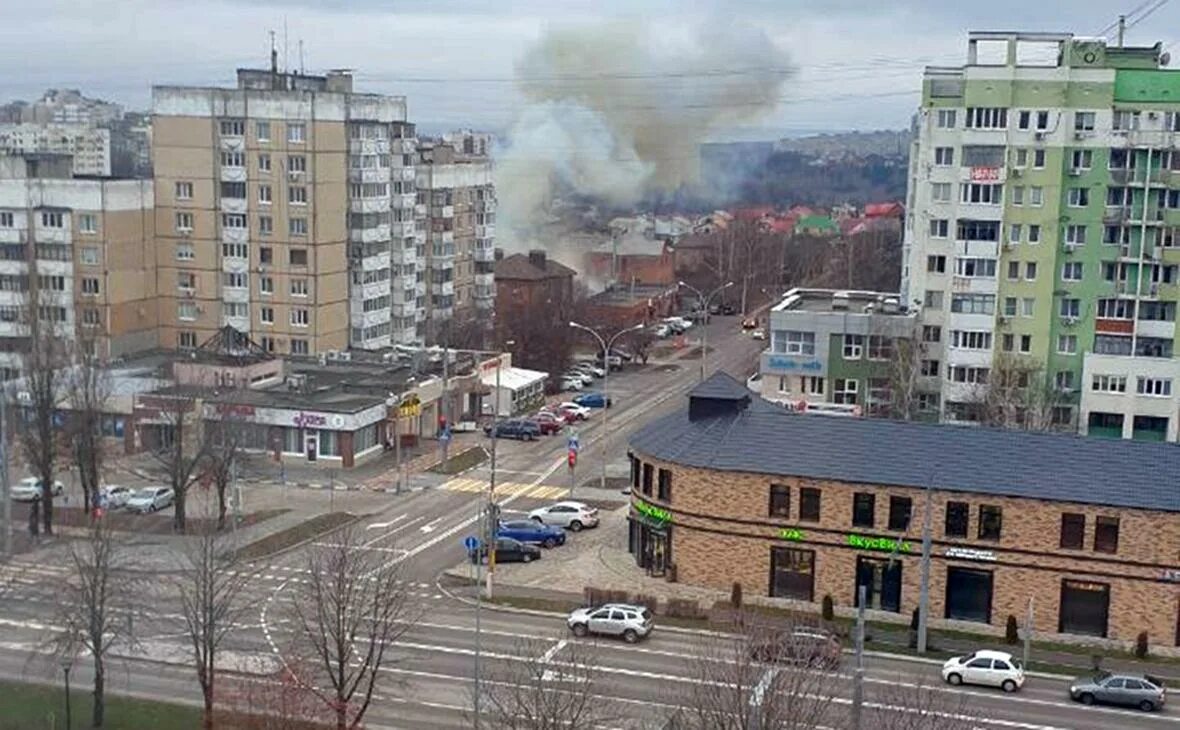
(2, 318, 1173, 728)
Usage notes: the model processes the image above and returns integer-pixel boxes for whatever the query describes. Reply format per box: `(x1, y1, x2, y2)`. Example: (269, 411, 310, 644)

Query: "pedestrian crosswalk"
(438, 477, 568, 501)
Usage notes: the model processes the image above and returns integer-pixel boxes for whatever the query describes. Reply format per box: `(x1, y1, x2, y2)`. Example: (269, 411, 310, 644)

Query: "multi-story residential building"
(0, 154, 157, 376)
(1, 89, 123, 127)
(416, 140, 495, 341)
(754, 288, 922, 416)
(152, 66, 421, 355)
(903, 31, 1180, 441)
(0, 124, 112, 177)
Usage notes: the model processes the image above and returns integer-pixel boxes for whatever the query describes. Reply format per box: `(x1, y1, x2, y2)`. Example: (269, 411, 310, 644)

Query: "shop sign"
(946, 547, 997, 562)
(634, 500, 672, 525)
(766, 356, 823, 373)
(294, 411, 328, 428)
(397, 395, 421, 418)
(970, 166, 1000, 181)
(215, 403, 256, 418)
(779, 528, 805, 542)
(1162, 569, 1180, 583)
(847, 533, 912, 553)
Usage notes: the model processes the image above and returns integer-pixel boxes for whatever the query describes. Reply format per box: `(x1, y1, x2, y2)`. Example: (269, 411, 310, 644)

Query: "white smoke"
(494, 18, 795, 252)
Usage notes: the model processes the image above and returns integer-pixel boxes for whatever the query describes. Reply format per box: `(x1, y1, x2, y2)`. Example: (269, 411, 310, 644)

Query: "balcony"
(390, 222, 415, 239)
(359, 250, 391, 271)
(221, 312, 250, 332)
(354, 279, 391, 302)
(219, 166, 247, 183)
(350, 308, 392, 328)
(219, 136, 244, 152)
(415, 281, 426, 297)
(475, 224, 495, 240)
(950, 275, 998, 295)
(34, 260, 71, 277)
(350, 224, 391, 244)
(398, 167, 416, 182)
(348, 167, 391, 184)
(34, 227, 70, 245)
(221, 227, 248, 244)
(414, 203, 427, 217)
(1102, 207, 1130, 225)
(0, 229, 27, 245)
(221, 257, 248, 274)
(390, 246, 418, 267)
(440, 205, 455, 219)
(0, 321, 30, 337)
(350, 197, 391, 214)
(474, 272, 494, 287)
(433, 231, 455, 246)
(430, 281, 455, 296)
(473, 245, 495, 263)
(390, 138, 416, 155)
(220, 197, 247, 215)
(349, 138, 390, 155)
(395, 193, 416, 209)
(0, 260, 27, 275)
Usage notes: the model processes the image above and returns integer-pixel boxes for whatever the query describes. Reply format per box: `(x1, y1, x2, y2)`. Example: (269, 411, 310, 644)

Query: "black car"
(468, 537, 542, 564)
(483, 419, 542, 441)
(720, 303, 737, 315)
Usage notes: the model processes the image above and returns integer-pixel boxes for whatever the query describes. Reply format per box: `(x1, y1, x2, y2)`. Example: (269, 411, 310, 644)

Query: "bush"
(1135, 631, 1149, 659)
(821, 595, 834, 622)
(665, 598, 703, 620)
(730, 581, 743, 609)
(1005, 615, 1020, 645)
(633, 594, 659, 612)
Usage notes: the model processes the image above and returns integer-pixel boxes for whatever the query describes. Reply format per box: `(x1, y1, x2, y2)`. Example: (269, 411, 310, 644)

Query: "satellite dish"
(1161, 52, 1172, 67)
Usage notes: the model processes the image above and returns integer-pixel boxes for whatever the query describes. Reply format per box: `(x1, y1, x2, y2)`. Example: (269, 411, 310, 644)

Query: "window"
(1067, 188, 1090, 207)
(290, 308, 309, 327)
(1028, 224, 1041, 243)
(1074, 111, 1095, 131)
(769, 484, 790, 518)
(1008, 223, 1022, 243)
(290, 339, 309, 355)
(834, 378, 858, 405)
(799, 487, 821, 522)
(1060, 298, 1080, 318)
(259, 306, 274, 324)
(1036, 110, 1050, 130)
(929, 219, 949, 238)
(1003, 297, 1017, 317)
(177, 272, 196, 290)
(221, 213, 246, 230)
(956, 219, 1000, 242)
(175, 212, 193, 232)
(81, 308, 100, 327)
(1065, 225, 1087, 247)
(936, 109, 956, 128)
(288, 155, 306, 173)
(224, 301, 248, 319)
(258, 153, 271, 172)
(770, 547, 815, 602)
(1137, 377, 1172, 396)
(955, 257, 997, 277)
(960, 183, 1003, 204)
(951, 330, 992, 350)
(174, 181, 194, 200)
(291, 278, 309, 297)
(1112, 110, 1140, 131)
(842, 334, 863, 359)
(258, 184, 272, 204)
(1094, 517, 1119, 554)
(77, 214, 96, 233)
(178, 301, 197, 321)
(289, 218, 308, 236)
(288, 186, 307, 205)
(1011, 187, 1024, 206)
(258, 247, 273, 265)
(965, 107, 1008, 129)
(0, 212, 11, 227)
(852, 493, 875, 528)
(1071, 149, 1093, 170)
(924, 289, 943, 309)
(1001, 333, 1014, 352)
(80, 246, 99, 265)
(921, 359, 940, 376)
(1014, 148, 1028, 167)
(1025, 262, 1038, 281)
(220, 119, 245, 136)
(1091, 374, 1127, 393)
(775, 330, 815, 355)
(1057, 334, 1077, 354)
(867, 335, 892, 360)
(641, 463, 653, 494)
(1060, 513, 1085, 549)
(220, 181, 246, 199)
(1097, 298, 1134, 319)
(657, 468, 672, 502)
(1033, 149, 1045, 169)
(951, 294, 995, 314)
(223, 271, 247, 289)
(179, 331, 198, 349)
(1055, 370, 1075, 391)
(287, 122, 306, 143)
(802, 376, 824, 395)
(1017, 110, 1031, 130)
(40, 211, 63, 228)
(255, 121, 270, 141)
(81, 277, 99, 295)
(259, 215, 273, 236)
(259, 276, 273, 295)
(927, 255, 946, 273)
(934, 147, 954, 166)
(1007, 261, 1020, 281)
(931, 182, 952, 202)
(221, 151, 244, 168)
(922, 325, 941, 343)
(978, 505, 1002, 541)
(888, 496, 912, 531)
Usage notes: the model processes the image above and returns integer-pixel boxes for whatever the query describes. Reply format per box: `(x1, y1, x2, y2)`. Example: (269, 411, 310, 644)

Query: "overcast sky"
(1, 0, 1178, 137)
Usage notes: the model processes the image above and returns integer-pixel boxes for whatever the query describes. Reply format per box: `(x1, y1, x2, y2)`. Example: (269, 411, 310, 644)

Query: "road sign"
(439, 426, 452, 444)
(568, 450, 577, 469)
(464, 535, 479, 551)
(568, 434, 580, 452)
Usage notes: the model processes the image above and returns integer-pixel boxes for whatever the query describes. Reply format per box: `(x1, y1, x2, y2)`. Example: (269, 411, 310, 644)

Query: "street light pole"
(678, 280, 733, 381)
(569, 321, 644, 491)
(1, 396, 10, 561)
(61, 661, 72, 730)
(917, 479, 933, 654)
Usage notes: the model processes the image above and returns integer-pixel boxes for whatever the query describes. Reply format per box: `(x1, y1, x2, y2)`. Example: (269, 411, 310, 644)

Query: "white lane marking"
(749, 667, 778, 708)
(419, 516, 444, 534)
(365, 514, 407, 531)
(363, 514, 423, 547)
(538, 638, 568, 682)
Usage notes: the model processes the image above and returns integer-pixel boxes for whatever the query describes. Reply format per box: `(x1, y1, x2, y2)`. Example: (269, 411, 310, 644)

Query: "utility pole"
(917, 480, 933, 654)
(440, 343, 449, 465)
(1117, 14, 1126, 47)
(486, 360, 501, 599)
(851, 584, 866, 730)
(1022, 596, 1035, 670)
(472, 494, 484, 730)
(569, 322, 644, 491)
(678, 281, 733, 381)
(1, 398, 10, 561)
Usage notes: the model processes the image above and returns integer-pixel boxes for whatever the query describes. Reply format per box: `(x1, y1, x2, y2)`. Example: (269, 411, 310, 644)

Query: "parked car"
(573, 392, 612, 409)
(610, 347, 634, 361)
(748, 627, 842, 669)
(539, 407, 578, 425)
(575, 362, 606, 378)
(942, 650, 1025, 693)
(1069, 672, 1165, 712)
(497, 519, 567, 548)
(484, 419, 542, 441)
(563, 370, 594, 386)
(126, 486, 175, 514)
(529, 413, 563, 435)
(663, 317, 691, 333)
(595, 352, 624, 370)
(469, 537, 541, 564)
(10, 477, 64, 501)
(720, 303, 737, 315)
(560, 376, 585, 392)
(98, 484, 133, 509)
(529, 501, 600, 531)
(556, 402, 592, 420)
(567, 603, 654, 643)
(741, 317, 758, 329)
(654, 324, 671, 338)
(751, 328, 766, 340)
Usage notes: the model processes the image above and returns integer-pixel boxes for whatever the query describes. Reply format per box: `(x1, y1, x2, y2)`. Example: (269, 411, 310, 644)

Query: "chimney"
(528, 249, 547, 271)
(494, 247, 504, 261)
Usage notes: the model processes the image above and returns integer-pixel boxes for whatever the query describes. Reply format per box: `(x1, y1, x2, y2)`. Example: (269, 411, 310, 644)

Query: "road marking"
(362, 514, 423, 547)
(749, 667, 778, 708)
(538, 638, 568, 682)
(419, 516, 444, 534)
(365, 514, 407, 530)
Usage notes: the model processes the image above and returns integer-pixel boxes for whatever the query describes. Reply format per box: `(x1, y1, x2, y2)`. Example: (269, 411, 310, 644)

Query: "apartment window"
(1017, 110, 1031, 130)
(1001, 333, 1014, 352)
(1003, 297, 1017, 317)
(1033, 149, 1046, 168)
(258, 153, 271, 172)
(224, 302, 248, 319)
(802, 376, 824, 396)
(175, 181, 193, 200)
(773, 330, 815, 356)
(254, 121, 270, 141)
(1067, 188, 1090, 207)
(834, 378, 858, 405)
(1071, 149, 1093, 170)
(868, 335, 892, 360)
(936, 109, 956, 128)
(1014, 148, 1028, 167)
(924, 290, 944, 309)
(290, 339, 309, 355)
(1025, 188, 1042, 209)
(258, 184, 272, 204)
(657, 469, 672, 502)
(289, 218, 308, 236)
(955, 257, 997, 278)
(178, 301, 197, 321)
(255, 247, 271, 265)
(1112, 110, 1140, 131)
(1060, 513, 1085, 550)
(842, 334, 863, 359)
(960, 183, 1003, 205)
(287, 122, 306, 143)
(929, 219, 949, 238)
(1009, 223, 1022, 243)
(220, 181, 246, 199)
(80, 246, 99, 265)
(1028, 224, 1041, 243)
(259, 276, 274, 295)
(926, 255, 946, 273)
(641, 463, 653, 494)
(769, 484, 790, 518)
(1094, 516, 1119, 554)
(260, 306, 274, 325)
(888, 496, 912, 531)
(799, 487, 821, 522)
(77, 214, 96, 234)
(291, 278, 309, 297)
(222, 242, 247, 259)
(1057, 334, 1078, 354)
(951, 330, 992, 350)
(0, 212, 11, 227)
(179, 331, 198, 349)
(965, 107, 1008, 129)
(1007, 261, 1020, 282)
(80, 277, 99, 296)
(1036, 110, 1050, 130)
(1065, 225, 1087, 247)
(1092, 374, 1127, 393)
(1097, 298, 1134, 319)
(920, 359, 940, 376)
(39, 211, 63, 228)
(291, 308, 309, 327)
(259, 216, 273, 236)
(288, 186, 308, 205)
(1011, 187, 1024, 206)
(978, 505, 1002, 541)
(81, 308, 100, 327)
(288, 155, 306, 173)
(951, 293, 995, 315)
(223, 272, 247, 289)
(221, 151, 244, 168)
(173, 211, 194, 233)
(1019, 334, 1032, 354)
(1025, 262, 1038, 281)
(1056, 370, 1076, 391)
(931, 182, 952, 202)
(948, 365, 989, 384)
(1074, 111, 1096, 131)
(852, 493, 875, 528)
(1137, 377, 1172, 396)
(219, 119, 245, 136)
(934, 147, 954, 166)
(177, 272, 195, 290)
(922, 325, 941, 343)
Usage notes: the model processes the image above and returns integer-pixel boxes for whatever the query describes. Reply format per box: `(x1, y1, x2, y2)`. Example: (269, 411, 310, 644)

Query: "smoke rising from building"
(494, 19, 795, 254)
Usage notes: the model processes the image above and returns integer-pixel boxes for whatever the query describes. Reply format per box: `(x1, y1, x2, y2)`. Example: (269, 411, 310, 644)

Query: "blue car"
(497, 519, 567, 548)
(483, 419, 542, 440)
(573, 392, 613, 409)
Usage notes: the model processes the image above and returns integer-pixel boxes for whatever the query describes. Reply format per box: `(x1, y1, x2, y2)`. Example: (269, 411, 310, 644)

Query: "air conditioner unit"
(1034, 132, 1046, 141)
(1068, 168, 1082, 177)
(1073, 132, 1086, 141)
(1063, 316, 1079, 326)
(1011, 168, 1023, 177)
(1150, 282, 1161, 296)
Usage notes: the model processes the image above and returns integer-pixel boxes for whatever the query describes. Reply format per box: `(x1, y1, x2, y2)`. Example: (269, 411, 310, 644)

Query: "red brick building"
(494, 249, 576, 315)
(584, 240, 676, 287)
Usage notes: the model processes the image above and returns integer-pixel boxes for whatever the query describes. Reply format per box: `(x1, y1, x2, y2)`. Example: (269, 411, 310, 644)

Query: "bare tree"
(864, 676, 979, 730)
(65, 326, 111, 514)
(977, 354, 1066, 432)
(473, 635, 618, 730)
(149, 393, 209, 532)
(286, 523, 414, 730)
(51, 517, 137, 728)
(201, 418, 243, 531)
(174, 495, 262, 730)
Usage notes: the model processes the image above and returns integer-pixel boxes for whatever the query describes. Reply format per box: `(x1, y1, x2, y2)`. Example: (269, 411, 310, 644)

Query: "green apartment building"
(903, 31, 1180, 442)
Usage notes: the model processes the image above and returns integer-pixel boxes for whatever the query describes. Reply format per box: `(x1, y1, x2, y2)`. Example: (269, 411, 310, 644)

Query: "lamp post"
(59, 657, 72, 730)
(569, 321, 644, 491)
(677, 280, 733, 381)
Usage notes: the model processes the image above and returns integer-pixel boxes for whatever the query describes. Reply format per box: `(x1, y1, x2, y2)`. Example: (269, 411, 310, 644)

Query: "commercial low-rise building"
(627, 373, 1180, 648)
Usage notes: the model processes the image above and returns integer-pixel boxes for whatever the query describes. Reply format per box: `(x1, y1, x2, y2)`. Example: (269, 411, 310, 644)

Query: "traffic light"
(568, 449, 577, 469)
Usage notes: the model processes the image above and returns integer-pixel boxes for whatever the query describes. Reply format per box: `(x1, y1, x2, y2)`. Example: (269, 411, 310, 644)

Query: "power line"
(1125, 0, 1172, 31)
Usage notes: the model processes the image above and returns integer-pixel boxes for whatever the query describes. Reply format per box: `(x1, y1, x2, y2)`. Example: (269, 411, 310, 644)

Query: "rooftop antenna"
(298, 39, 305, 74)
(1117, 14, 1126, 47)
(269, 30, 278, 75)
(283, 17, 289, 73)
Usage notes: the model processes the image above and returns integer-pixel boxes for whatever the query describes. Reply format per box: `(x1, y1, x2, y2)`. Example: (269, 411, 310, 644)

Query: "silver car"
(126, 486, 174, 514)
(529, 501, 599, 531)
(1069, 672, 1165, 712)
(567, 603, 653, 643)
(10, 477, 64, 501)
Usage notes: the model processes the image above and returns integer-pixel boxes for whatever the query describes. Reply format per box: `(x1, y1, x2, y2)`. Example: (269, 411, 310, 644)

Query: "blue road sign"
(463, 535, 480, 551)
(439, 426, 453, 444)
(568, 434, 580, 452)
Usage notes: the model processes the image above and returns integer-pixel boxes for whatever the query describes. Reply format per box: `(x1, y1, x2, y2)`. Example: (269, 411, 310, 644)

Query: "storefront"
(1059, 579, 1111, 638)
(769, 546, 815, 602)
(628, 501, 672, 577)
(945, 567, 994, 624)
(855, 557, 902, 613)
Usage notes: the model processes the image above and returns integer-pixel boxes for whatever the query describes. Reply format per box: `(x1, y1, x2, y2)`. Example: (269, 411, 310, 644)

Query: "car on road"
(469, 537, 541, 564)
(560, 375, 585, 391)
(575, 362, 606, 378)
(748, 627, 842, 669)
(528, 501, 600, 531)
(556, 402, 592, 421)
(564, 370, 595, 386)
(529, 413, 564, 435)
(10, 477, 64, 501)
(497, 519, 567, 548)
(741, 317, 758, 330)
(751, 328, 766, 340)
(663, 317, 692, 333)
(99, 484, 133, 509)
(942, 650, 1025, 693)
(126, 486, 174, 514)
(567, 603, 653, 643)
(1069, 672, 1165, 712)
(595, 353, 624, 370)
(573, 392, 612, 409)
(484, 419, 542, 441)
(538, 407, 578, 425)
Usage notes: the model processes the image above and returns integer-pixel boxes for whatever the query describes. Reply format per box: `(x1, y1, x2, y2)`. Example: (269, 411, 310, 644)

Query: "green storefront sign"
(779, 528, 805, 542)
(634, 500, 672, 525)
(846, 533, 912, 553)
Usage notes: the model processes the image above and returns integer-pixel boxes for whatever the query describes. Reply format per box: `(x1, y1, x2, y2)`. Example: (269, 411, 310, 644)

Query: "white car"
(654, 324, 671, 338)
(564, 370, 594, 386)
(10, 477, 64, 501)
(126, 486, 174, 514)
(942, 650, 1025, 693)
(574, 363, 605, 378)
(560, 376, 585, 392)
(529, 501, 600, 531)
(751, 328, 767, 340)
(568, 603, 654, 643)
(99, 484, 133, 509)
(557, 402, 592, 420)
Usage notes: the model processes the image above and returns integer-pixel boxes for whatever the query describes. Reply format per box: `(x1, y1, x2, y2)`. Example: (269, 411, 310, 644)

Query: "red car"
(530, 412, 564, 435)
(539, 407, 577, 425)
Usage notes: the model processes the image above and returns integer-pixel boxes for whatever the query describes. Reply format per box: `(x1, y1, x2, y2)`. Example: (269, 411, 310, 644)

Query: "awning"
(481, 366, 547, 392)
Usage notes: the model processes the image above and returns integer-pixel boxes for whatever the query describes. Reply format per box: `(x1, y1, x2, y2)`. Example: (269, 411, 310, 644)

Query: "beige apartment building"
(152, 67, 420, 355)
(416, 140, 495, 342)
(0, 154, 156, 377)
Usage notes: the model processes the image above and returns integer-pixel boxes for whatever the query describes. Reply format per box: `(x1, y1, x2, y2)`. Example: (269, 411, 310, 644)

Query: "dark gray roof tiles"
(631, 373, 1180, 513)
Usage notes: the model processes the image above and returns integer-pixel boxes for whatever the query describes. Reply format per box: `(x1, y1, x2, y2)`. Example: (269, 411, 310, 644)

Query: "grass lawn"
(429, 446, 488, 475)
(0, 679, 201, 730)
(231, 512, 357, 562)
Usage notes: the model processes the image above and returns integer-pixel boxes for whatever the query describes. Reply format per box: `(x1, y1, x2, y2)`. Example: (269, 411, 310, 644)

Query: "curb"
(237, 513, 369, 564)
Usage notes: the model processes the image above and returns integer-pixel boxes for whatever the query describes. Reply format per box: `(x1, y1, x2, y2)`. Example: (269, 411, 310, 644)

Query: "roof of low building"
(629, 373, 1180, 513)
(495, 253, 577, 281)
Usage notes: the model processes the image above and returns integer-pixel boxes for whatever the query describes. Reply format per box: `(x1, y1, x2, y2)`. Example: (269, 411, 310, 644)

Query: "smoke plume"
(494, 19, 794, 250)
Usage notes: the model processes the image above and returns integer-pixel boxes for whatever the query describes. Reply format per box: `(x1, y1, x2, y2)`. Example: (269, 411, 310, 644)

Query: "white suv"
(942, 649, 1025, 692)
(567, 603, 653, 643)
(529, 501, 599, 531)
